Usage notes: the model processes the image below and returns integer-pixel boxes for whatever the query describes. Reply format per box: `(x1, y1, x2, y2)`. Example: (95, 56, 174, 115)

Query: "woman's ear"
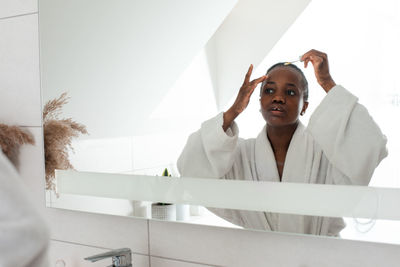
(301, 101, 309, 116)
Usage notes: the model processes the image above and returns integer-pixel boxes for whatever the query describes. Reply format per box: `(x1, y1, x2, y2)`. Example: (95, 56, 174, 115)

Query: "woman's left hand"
(301, 49, 336, 93)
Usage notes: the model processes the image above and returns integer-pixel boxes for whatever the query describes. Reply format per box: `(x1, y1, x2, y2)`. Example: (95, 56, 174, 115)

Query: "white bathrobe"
(177, 85, 388, 236)
(0, 151, 49, 267)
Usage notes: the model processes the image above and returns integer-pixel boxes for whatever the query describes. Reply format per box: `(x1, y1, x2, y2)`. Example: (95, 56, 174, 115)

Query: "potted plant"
(151, 168, 176, 221)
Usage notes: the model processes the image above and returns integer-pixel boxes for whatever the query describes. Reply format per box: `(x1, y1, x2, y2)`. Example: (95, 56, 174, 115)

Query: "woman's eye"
(287, 89, 296, 96)
(265, 88, 274, 94)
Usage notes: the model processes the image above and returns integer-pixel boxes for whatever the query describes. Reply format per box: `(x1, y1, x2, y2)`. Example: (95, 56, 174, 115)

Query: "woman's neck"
(266, 121, 299, 153)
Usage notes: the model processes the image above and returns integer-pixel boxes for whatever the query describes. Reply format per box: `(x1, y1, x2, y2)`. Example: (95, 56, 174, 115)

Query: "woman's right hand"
(223, 64, 267, 131)
(301, 49, 336, 93)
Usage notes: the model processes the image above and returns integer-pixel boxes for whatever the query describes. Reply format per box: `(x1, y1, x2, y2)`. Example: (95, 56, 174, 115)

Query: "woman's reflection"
(177, 49, 388, 236)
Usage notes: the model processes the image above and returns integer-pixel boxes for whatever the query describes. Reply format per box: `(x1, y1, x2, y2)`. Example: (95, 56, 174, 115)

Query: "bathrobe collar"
(255, 122, 306, 183)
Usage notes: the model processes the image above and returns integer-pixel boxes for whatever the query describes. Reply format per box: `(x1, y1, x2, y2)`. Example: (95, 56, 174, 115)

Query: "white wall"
(39, 0, 237, 139)
(2, 1, 400, 267)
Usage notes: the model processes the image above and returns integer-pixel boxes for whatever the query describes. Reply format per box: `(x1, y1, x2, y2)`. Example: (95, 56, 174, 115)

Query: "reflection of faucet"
(84, 248, 132, 267)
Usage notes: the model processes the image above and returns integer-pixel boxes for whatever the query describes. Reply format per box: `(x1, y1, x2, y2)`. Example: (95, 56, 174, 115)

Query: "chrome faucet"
(84, 248, 132, 267)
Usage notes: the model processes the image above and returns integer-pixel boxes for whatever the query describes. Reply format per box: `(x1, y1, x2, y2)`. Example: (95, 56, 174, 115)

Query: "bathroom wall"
(1, 1, 400, 266)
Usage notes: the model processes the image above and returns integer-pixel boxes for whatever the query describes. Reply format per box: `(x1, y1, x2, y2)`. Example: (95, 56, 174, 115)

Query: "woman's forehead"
(267, 66, 303, 85)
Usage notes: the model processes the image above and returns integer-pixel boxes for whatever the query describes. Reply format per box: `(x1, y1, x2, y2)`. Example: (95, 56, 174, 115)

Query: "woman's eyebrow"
(265, 81, 298, 88)
(286, 83, 298, 87)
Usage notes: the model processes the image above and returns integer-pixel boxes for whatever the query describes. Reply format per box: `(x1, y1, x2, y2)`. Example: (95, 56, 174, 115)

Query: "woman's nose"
(272, 94, 285, 103)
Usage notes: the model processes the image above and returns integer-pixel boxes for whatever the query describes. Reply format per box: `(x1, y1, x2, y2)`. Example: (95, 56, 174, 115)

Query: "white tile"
(151, 257, 215, 267)
(0, 14, 41, 126)
(48, 240, 108, 267)
(149, 220, 400, 267)
(49, 240, 149, 267)
(0, 0, 37, 19)
(45, 208, 149, 254)
(133, 254, 150, 267)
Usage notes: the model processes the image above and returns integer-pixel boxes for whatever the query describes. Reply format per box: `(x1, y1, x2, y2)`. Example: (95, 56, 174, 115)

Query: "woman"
(177, 49, 388, 236)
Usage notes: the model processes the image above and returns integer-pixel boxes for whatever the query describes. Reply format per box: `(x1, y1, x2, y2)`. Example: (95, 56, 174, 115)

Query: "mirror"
(40, 0, 400, 244)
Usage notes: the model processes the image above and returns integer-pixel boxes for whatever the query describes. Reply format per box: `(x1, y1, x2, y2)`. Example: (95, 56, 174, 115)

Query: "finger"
(302, 49, 327, 62)
(309, 55, 323, 68)
(310, 52, 327, 64)
(243, 64, 253, 85)
(300, 53, 308, 62)
(301, 49, 315, 62)
(303, 58, 310, 68)
(301, 49, 320, 58)
(311, 49, 327, 59)
(251, 75, 268, 85)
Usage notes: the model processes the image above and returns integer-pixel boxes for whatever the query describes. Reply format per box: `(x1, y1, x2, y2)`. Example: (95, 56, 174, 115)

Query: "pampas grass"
(0, 124, 35, 168)
(43, 92, 88, 191)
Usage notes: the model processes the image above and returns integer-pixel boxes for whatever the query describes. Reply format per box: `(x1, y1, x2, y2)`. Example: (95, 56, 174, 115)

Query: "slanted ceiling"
(207, 0, 311, 109)
(40, 0, 310, 138)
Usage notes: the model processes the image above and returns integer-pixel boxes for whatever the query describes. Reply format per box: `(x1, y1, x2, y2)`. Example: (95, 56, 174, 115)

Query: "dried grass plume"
(0, 124, 35, 168)
(43, 92, 88, 191)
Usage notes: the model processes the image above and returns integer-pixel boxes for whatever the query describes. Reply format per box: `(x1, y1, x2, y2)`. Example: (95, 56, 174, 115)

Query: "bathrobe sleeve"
(307, 85, 388, 185)
(0, 152, 49, 267)
(177, 112, 240, 178)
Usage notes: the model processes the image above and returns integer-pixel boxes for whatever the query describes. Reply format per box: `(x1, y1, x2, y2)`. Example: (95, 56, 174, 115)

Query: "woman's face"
(260, 66, 308, 127)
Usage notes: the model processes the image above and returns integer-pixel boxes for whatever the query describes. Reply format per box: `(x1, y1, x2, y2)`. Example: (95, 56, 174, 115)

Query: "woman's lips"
(268, 105, 286, 116)
(270, 110, 285, 116)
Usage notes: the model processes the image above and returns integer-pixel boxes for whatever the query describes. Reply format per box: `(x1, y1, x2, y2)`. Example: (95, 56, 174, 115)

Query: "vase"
(131, 200, 151, 218)
(176, 204, 190, 221)
(151, 203, 176, 221)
